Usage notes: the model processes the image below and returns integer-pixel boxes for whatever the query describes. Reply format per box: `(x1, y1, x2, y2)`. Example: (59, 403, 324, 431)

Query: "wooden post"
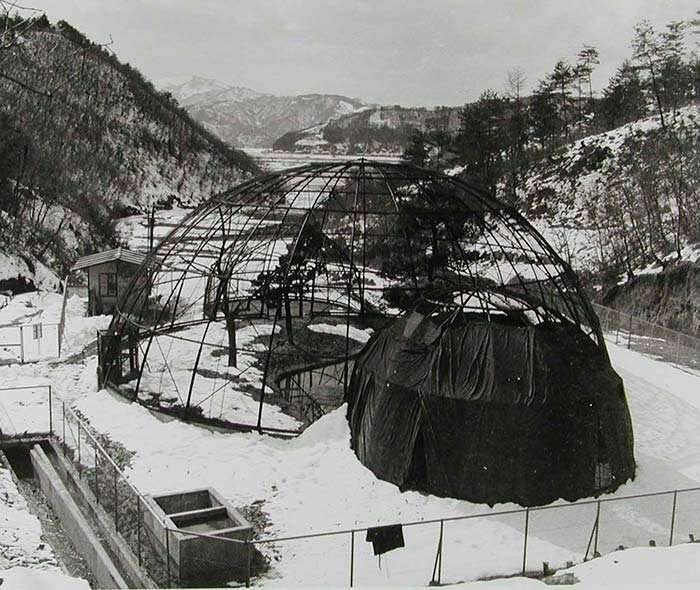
(19, 325, 25, 363)
(669, 491, 678, 546)
(522, 508, 530, 575)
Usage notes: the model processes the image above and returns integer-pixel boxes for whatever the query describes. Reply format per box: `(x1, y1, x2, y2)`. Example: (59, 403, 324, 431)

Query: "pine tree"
(597, 60, 647, 128)
(548, 60, 576, 137)
(455, 90, 507, 193)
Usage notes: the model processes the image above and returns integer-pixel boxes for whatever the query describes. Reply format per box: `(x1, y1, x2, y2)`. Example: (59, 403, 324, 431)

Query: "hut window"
(99, 273, 118, 297)
(33, 324, 42, 340)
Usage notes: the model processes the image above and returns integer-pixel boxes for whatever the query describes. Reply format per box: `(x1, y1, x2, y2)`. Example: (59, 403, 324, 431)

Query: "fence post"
(675, 333, 682, 365)
(114, 464, 119, 532)
(137, 495, 142, 566)
(19, 325, 24, 363)
(62, 401, 66, 453)
(77, 421, 81, 476)
(48, 385, 53, 436)
(95, 444, 100, 505)
(627, 314, 632, 349)
(522, 508, 530, 575)
(594, 500, 601, 556)
(669, 491, 678, 546)
(431, 519, 444, 585)
(350, 529, 355, 587)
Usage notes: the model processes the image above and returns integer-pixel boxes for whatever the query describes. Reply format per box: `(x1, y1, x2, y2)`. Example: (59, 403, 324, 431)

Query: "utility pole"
(147, 206, 155, 252)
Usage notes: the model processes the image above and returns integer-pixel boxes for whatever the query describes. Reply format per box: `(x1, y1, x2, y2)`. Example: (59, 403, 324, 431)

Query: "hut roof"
(71, 248, 148, 271)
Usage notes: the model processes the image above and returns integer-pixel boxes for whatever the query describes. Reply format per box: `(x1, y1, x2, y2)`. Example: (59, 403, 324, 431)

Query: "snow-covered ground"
(451, 542, 700, 588)
(2, 293, 700, 587)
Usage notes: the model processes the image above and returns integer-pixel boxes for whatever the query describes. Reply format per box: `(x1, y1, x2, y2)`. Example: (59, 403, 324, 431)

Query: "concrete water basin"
(143, 487, 253, 581)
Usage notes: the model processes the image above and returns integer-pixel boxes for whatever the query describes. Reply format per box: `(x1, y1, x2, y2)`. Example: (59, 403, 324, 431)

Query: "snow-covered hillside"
(0, 23, 258, 290)
(519, 105, 700, 276)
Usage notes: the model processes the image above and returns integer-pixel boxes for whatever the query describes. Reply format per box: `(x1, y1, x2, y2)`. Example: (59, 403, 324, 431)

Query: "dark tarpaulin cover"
(346, 306, 635, 507)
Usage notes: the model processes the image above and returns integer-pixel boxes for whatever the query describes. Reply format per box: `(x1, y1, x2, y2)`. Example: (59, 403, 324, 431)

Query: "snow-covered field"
(2, 292, 700, 587)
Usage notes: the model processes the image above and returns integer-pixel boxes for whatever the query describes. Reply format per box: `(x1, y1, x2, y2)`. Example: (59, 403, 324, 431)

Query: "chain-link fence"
(592, 303, 700, 372)
(244, 486, 700, 587)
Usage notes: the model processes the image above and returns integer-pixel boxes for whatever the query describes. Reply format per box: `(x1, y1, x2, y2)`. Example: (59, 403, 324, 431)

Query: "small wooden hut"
(71, 248, 150, 316)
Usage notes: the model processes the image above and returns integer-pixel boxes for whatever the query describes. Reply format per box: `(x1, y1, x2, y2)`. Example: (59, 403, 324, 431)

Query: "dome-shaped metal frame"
(100, 160, 604, 434)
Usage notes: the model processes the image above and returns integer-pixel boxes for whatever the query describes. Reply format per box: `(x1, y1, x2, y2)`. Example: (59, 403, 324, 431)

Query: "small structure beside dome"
(70, 247, 151, 316)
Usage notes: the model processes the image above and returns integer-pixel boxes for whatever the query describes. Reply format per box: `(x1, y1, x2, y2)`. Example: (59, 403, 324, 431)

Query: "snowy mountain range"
(160, 76, 368, 147)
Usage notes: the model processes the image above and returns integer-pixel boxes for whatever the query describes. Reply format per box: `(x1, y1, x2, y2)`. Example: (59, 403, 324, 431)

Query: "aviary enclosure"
(98, 160, 613, 436)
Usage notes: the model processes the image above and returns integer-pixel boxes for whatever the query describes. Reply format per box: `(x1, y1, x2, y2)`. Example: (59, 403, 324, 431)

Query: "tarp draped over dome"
(100, 159, 611, 437)
(346, 303, 636, 506)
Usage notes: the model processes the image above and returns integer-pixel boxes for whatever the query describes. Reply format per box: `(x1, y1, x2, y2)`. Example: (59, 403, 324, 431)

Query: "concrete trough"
(143, 487, 253, 580)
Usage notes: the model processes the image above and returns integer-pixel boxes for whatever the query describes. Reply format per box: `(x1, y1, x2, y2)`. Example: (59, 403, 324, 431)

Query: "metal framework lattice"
(100, 160, 605, 434)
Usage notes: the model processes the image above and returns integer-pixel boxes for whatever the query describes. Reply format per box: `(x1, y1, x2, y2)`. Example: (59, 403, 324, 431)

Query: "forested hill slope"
(514, 106, 700, 335)
(517, 105, 699, 278)
(272, 105, 461, 154)
(0, 18, 258, 289)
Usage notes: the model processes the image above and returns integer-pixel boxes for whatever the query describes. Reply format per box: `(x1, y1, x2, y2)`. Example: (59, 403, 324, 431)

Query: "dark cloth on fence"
(366, 524, 405, 556)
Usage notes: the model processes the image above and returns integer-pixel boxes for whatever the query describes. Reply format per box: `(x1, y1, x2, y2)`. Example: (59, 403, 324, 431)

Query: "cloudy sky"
(24, 0, 699, 106)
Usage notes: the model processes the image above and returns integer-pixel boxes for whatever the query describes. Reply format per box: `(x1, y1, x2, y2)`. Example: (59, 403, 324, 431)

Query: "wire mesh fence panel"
(257, 533, 352, 587)
(350, 521, 441, 587)
(525, 502, 598, 572)
(677, 335, 700, 372)
(438, 511, 526, 583)
(592, 303, 700, 372)
(596, 493, 675, 555)
(56, 406, 170, 586)
(672, 489, 700, 546)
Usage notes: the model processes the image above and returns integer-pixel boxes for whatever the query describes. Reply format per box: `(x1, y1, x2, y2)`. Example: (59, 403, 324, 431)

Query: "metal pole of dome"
(344, 162, 362, 395)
